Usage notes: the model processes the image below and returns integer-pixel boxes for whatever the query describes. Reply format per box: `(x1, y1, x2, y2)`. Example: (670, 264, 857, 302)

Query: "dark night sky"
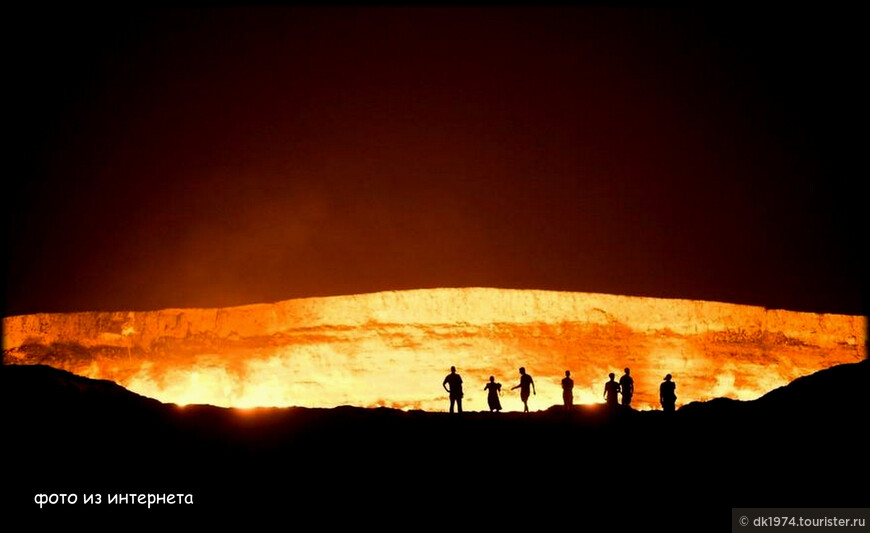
(5, 7, 866, 316)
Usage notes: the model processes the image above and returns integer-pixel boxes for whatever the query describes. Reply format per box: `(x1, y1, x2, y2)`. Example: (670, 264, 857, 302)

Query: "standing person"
(442, 366, 464, 413)
(660, 374, 677, 413)
(511, 367, 536, 413)
(561, 370, 574, 408)
(603, 372, 620, 412)
(619, 368, 634, 408)
(484, 376, 502, 413)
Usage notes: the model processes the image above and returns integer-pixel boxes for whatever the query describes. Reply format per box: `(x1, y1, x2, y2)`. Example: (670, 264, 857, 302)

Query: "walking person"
(511, 367, 536, 413)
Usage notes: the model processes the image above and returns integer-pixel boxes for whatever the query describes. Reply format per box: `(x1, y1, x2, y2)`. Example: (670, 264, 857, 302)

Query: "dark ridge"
(2, 360, 867, 522)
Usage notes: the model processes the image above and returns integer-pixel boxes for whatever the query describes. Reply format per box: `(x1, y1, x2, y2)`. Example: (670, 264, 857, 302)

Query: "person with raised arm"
(511, 367, 536, 413)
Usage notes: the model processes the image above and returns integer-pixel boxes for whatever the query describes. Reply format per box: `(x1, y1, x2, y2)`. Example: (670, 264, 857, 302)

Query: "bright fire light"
(3, 288, 865, 412)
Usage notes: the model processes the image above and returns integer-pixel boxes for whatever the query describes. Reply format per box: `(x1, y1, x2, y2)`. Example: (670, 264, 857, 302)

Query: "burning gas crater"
(3, 288, 865, 412)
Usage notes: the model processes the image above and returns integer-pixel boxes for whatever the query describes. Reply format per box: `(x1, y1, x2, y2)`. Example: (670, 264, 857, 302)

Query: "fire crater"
(3, 288, 865, 412)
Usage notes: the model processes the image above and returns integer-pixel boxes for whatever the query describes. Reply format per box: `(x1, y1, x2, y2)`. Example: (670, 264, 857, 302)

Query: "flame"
(3, 288, 865, 411)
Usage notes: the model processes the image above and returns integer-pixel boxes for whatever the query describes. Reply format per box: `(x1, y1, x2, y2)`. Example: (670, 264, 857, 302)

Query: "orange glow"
(3, 288, 865, 411)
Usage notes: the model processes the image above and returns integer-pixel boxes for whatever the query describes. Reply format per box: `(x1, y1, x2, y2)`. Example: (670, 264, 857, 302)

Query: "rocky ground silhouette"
(2, 359, 867, 523)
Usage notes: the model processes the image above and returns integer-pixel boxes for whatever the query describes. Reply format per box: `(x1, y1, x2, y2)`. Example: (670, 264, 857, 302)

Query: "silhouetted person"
(511, 367, 536, 412)
(484, 376, 502, 412)
(561, 370, 574, 408)
(604, 372, 620, 411)
(660, 373, 676, 413)
(443, 366, 463, 413)
(619, 368, 634, 408)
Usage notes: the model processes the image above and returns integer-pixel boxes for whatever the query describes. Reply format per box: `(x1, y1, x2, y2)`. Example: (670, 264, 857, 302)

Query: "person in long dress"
(484, 376, 502, 412)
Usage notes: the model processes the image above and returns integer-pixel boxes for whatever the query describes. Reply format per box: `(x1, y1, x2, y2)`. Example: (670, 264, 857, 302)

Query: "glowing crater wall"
(3, 288, 865, 411)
